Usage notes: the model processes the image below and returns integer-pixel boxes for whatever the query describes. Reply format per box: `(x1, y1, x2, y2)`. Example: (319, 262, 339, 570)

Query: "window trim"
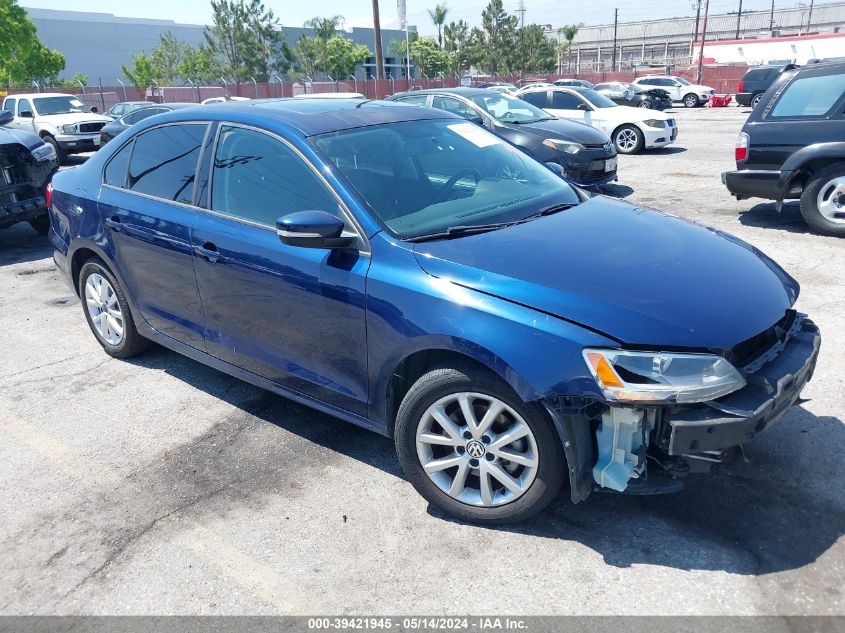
(205, 121, 371, 256)
(101, 120, 213, 210)
(765, 70, 845, 120)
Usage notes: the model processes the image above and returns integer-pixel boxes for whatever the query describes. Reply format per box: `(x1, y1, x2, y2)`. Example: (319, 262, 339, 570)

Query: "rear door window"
(127, 124, 207, 204)
(551, 91, 583, 109)
(769, 72, 845, 118)
(104, 140, 134, 188)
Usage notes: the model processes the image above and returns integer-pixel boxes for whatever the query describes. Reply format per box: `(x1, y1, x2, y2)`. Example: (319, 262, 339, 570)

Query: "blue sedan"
(48, 98, 820, 524)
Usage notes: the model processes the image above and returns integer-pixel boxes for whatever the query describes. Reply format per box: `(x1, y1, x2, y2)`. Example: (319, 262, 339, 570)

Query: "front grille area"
(727, 310, 797, 369)
(79, 122, 106, 133)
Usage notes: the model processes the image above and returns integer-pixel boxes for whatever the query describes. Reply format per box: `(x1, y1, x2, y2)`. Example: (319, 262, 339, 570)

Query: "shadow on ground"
(0, 223, 52, 267)
(739, 201, 812, 234)
(129, 345, 845, 578)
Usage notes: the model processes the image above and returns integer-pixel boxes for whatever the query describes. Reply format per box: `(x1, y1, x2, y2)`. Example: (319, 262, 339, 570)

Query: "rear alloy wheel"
(395, 366, 565, 524)
(613, 124, 644, 154)
(638, 99, 654, 109)
(79, 258, 150, 358)
(800, 163, 845, 236)
(683, 93, 699, 108)
(751, 93, 764, 108)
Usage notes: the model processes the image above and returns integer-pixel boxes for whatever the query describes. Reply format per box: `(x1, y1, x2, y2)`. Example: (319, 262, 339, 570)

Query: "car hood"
(608, 105, 672, 122)
(38, 112, 111, 125)
(412, 196, 798, 350)
(0, 125, 42, 149)
(508, 118, 611, 144)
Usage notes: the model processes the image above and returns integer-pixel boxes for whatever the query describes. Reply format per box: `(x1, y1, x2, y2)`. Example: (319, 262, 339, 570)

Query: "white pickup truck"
(0, 93, 111, 163)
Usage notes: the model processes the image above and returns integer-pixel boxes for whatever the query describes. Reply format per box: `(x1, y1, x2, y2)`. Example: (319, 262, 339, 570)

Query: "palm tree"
(304, 15, 344, 40)
(557, 24, 580, 72)
(428, 3, 449, 48)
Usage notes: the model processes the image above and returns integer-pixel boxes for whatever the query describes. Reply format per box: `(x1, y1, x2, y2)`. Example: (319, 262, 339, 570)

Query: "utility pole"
(696, 0, 709, 85)
(735, 0, 743, 39)
(517, 0, 526, 78)
(611, 8, 618, 73)
(691, 0, 702, 59)
(769, 0, 775, 31)
(372, 0, 385, 80)
(806, 0, 814, 34)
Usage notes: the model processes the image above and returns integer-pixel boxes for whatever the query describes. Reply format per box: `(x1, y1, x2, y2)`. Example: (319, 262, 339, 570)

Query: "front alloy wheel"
(613, 125, 643, 154)
(683, 93, 699, 108)
(395, 365, 565, 524)
(416, 392, 539, 507)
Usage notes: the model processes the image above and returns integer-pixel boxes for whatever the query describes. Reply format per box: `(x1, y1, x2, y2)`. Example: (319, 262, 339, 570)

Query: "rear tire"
(799, 162, 845, 237)
(638, 99, 654, 109)
(683, 93, 699, 108)
(751, 93, 764, 109)
(78, 258, 150, 358)
(28, 213, 50, 235)
(395, 365, 566, 525)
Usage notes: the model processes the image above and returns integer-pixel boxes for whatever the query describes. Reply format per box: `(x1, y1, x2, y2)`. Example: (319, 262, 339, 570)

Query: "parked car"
(722, 60, 845, 236)
(201, 96, 251, 104)
(0, 109, 59, 235)
(293, 92, 366, 99)
(102, 101, 155, 120)
(477, 82, 518, 94)
(735, 65, 797, 108)
(388, 88, 617, 187)
(0, 93, 111, 162)
(99, 103, 199, 145)
(517, 86, 677, 154)
(632, 75, 715, 107)
(49, 98, 820, 524)
(553, 79, 594, 89)
(593, 81, 673, 110)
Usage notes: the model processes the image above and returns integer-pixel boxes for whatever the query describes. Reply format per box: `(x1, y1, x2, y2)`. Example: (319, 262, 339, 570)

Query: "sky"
(19, 0, 835, 34)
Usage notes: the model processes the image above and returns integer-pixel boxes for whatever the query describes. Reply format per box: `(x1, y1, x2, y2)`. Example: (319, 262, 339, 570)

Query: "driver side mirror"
(465, 114, 484, 125)
(0, 110, 12, 126)
(91, 106, 98, 113)
(20, 110, 33, 118)
(544, 162, 564, 177)
(276, 210, 357, 250)
(577, 103, 590, 111)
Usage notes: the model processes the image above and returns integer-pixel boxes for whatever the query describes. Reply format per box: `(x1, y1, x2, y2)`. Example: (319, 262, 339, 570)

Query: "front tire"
(395, 365, 565, 525)
(78, 258, 150, 358)
(613, 124, 644, 154)
(638, 99, 654, 109)
(683, 93, 699, 108)
(799, 162, 845, 236)
(42, 135, 67, 164)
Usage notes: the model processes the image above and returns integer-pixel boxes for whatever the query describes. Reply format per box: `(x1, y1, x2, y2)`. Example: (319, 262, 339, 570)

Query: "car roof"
(164, 97, 456, 136)
(8, 92, 77, 99)
(392, 87, 501, 98)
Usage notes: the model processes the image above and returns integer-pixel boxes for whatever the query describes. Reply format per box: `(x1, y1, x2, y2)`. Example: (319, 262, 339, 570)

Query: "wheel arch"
(778, 143, 845, 200)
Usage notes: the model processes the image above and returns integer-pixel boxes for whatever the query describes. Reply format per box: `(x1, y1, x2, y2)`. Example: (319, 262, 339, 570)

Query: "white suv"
(1, 93, 111, 162)
(632, 76, 715, 108)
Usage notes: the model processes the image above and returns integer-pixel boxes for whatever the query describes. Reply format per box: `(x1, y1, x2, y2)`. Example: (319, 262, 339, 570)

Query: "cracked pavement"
(0, 107, 843, 615)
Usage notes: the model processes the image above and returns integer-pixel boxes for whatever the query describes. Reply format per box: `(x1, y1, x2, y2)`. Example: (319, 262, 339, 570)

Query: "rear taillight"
(737, 80, 744, 93)
(735, 132, 749, 161)
(45, 181, 53, 208)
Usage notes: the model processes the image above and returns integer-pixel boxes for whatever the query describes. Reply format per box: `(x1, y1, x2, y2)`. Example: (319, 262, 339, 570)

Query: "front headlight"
(61, 124, 77, 134)
(31, 142, 57, 162)
(543, 138, 584, 154)
(642, 119, 665, 129)
(583, 349, 746, 404)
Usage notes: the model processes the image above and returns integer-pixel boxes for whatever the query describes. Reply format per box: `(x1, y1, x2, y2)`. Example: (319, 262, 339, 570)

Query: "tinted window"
(104, 140, 134, 188)
(744, 68, 774, 82)
(551, 91, 583, 109)
(4, 98, 15, 113)
(19, 99, 32, 115)
(123, 108, 164, 125)
(770, 73, 845, 118)
(431, 96, 479, 119)
(638, 78, 655, 85)
(519, 91, 547, 107)
(397, 95, 428, 106)
(211, 125, 339, 227)
(127, 124, 206, 204)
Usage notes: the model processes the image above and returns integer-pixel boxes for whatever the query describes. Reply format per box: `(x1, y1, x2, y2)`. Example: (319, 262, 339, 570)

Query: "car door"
(546, 90, 603, 130)
(190, 123, 371, 416)
(98, 122, 210, 350)
(12, 98, 36, 132)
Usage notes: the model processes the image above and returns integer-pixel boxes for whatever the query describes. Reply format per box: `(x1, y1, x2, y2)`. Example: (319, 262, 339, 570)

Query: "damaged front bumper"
(544, 313, 821, 503)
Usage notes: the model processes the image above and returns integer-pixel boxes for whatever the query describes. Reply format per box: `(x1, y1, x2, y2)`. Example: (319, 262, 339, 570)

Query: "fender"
(776, 142, 845, 208)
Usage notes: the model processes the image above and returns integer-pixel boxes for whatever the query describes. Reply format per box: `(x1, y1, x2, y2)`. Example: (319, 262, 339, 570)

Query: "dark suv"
(735, 64, 796, 108)
(722, 61, 845, 235)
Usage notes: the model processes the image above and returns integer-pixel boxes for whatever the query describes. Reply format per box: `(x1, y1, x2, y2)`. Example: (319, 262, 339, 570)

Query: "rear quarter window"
(769, 72, 845, 118)
(127, 124, 208, 204)
(744, 68, 774, 82)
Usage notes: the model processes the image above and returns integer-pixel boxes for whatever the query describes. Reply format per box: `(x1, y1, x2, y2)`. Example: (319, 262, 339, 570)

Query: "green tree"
(150, 32, 187, 84)
(324, 36, 370, 80)
(522, 24, 557, 73)
(179, 45, 223, 83)
(292, 35, 320, 78)
(427, 3, 449, 48)
(411, 39, 452, 77)
(0, 0, 65, 86)
(557, 24, 580, 72)
(122, 51, 158, 87)
(479, 0, 518, 75)
(303, 15, 343, 40)
(444, 19, 471, 74)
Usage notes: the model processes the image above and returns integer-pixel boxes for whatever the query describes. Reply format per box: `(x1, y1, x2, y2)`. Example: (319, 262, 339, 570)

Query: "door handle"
(194, 243, 221, 263)
(104, 216, 122, 231)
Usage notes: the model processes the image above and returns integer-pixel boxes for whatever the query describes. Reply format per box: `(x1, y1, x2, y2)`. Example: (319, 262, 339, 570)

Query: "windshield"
(675, 77, 691, 86)
(312, 119, 580, 240)
(470, 94, 550, 123)
(578, 89, 618, 108)
(33, 96, 91, 115)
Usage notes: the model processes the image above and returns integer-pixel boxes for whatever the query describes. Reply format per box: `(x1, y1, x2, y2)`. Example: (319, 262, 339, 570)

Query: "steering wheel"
(435, 168, 483, 204)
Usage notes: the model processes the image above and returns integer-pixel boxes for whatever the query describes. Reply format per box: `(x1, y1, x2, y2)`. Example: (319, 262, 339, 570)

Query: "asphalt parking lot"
(1, 106, 843, 616)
